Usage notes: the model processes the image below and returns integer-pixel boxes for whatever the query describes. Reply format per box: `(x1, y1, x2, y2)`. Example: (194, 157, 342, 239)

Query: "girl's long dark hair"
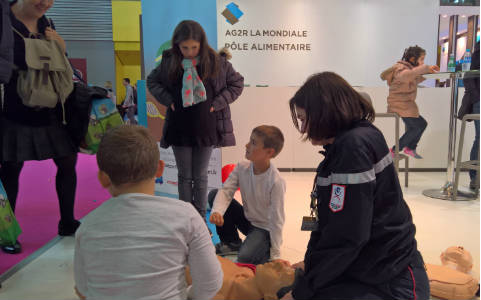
(169, 20, 219, 82)
(402, 45, 426, 67)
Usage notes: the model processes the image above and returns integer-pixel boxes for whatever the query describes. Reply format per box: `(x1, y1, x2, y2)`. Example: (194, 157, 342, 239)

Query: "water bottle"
(447, 53, 456, 72)
(462, 49, 472, 71)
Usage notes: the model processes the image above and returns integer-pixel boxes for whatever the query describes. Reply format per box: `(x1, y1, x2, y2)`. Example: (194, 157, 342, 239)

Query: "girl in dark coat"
(147, 20, 244, 220)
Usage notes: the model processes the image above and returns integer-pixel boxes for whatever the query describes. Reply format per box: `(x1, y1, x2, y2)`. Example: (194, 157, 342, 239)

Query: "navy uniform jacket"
(292, 120, 420, 299)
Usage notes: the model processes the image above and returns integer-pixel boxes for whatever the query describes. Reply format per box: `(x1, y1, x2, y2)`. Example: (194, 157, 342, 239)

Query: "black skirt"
(0, 114, 77, 162)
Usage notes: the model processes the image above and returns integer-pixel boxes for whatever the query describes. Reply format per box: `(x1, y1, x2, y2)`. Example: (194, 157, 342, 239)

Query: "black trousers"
(208, 189, 271, 264)
(209, 189, 249, 244)
(308, 252, 430, 300)
(0, 154, 78, 223)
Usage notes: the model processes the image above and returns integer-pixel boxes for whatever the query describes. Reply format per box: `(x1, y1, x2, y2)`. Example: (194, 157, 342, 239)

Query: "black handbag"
(63, 71, 108, 148)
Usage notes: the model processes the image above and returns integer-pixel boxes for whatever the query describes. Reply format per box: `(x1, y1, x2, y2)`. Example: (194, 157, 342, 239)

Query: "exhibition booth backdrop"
(141, 0, 221, 198)
(139, 0, 476, 194)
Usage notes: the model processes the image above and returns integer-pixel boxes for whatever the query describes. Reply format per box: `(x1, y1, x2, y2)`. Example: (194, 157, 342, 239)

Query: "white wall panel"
(222, 86, 474, 170)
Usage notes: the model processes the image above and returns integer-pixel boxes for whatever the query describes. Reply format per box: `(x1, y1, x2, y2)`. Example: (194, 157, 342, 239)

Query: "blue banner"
(136, 80, 147, 127)
(141, 0, 218, 75)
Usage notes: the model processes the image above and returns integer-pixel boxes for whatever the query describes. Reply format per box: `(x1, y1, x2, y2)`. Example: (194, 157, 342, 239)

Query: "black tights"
(0, 154, 78, 223)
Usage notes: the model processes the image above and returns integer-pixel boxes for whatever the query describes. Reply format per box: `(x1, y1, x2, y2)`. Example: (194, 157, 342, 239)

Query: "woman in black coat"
(0, 0, 80, 254)
(147, 20, 244, 221)
(458, 41, 480, 190)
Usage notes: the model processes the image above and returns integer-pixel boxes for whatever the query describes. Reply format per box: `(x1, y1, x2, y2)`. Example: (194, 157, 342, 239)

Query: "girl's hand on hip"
(170, 103, 175, 111)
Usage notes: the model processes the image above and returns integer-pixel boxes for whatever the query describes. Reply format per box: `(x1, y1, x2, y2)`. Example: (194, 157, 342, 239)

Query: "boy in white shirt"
(74, 125, 222, 300)
(209, 125, 286, 264)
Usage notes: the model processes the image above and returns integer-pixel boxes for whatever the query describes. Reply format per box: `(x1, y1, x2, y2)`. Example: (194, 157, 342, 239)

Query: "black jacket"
(292, 120, 420, 300)
(458, 41, 480, 121)
(147, 49, 243, 148)
(0, 0, 13, 84)
(2, 4, 57, 126)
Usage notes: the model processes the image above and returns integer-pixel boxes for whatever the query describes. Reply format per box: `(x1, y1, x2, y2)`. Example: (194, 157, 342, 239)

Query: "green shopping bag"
(0, 180, 21, 246)
(84, 98, 123, 153)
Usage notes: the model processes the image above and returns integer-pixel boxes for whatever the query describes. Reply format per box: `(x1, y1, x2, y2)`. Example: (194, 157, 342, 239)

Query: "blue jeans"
(470, 102, 480, 181)
(208, 189, 271, 264)
(172, 146, 212, 219)
(395, 116, 428, 151)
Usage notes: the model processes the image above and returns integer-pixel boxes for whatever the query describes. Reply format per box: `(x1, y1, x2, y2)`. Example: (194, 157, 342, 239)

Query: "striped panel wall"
(45, 0, 113, 41)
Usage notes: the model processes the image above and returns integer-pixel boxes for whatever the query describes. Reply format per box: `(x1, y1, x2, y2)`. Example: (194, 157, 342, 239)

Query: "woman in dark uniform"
(283, 72, 429, 300)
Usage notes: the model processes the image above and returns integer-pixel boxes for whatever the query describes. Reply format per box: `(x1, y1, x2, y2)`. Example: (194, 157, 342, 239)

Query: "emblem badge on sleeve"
(329, 184, 345, 212)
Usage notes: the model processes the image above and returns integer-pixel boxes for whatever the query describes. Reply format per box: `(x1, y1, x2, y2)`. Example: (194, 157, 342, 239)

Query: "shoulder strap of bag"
(11, 26, 25, 39)
(10, 15, 53, 38)
(11, 25, 47, 40)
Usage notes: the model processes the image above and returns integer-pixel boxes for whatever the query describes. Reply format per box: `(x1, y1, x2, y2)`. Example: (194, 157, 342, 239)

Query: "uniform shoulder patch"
(329, 184, 345, 212)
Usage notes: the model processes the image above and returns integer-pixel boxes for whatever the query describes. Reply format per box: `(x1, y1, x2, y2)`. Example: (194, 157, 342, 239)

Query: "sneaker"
(389, 148, 395, 158)
(215, 241, 241, 256)
(2, 240, 21, 254)
(58, 219, 81, 236)
(403, 147, 423, 159)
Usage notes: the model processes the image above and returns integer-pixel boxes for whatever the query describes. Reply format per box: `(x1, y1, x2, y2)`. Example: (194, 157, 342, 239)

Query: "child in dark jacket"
(147, 20, 244, 221)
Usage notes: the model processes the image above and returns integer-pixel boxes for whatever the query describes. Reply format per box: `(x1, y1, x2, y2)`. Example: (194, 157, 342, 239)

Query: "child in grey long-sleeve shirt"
(210, 125, 286, 264)
(74, 125, 222, 300)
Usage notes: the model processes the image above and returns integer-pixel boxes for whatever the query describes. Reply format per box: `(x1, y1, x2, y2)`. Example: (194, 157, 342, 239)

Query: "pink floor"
(0, 154, 110, 275)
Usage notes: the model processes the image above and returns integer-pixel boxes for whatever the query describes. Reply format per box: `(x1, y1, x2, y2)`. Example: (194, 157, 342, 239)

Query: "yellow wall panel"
(111, 1, 141, 42)
(115, 54, 125, 104)
(116, 50, 141, 65)
(112, 0, 141, 104)
(123, 65, 141, 85)
(114, 42, 141, 51)
(115, 53, 141, 104)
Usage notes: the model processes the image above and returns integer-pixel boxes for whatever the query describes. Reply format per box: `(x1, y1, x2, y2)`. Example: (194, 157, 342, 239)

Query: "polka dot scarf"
(181, 57, 207, 107)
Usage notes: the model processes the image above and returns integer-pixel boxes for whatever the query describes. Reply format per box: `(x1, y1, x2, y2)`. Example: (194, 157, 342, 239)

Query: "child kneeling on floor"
(209, 125, 286, 265)
(73, 125, 222, 300)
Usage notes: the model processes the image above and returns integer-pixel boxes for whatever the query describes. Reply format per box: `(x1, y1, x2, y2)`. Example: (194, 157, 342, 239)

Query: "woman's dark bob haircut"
(289, 72, 375, 141)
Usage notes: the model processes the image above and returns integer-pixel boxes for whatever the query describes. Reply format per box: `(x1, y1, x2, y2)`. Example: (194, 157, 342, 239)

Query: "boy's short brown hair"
(97, 125, 159, 186)
(252, 125, 284, 157)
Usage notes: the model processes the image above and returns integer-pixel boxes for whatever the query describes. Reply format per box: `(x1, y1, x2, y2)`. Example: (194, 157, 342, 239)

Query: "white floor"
(0, 172, 479, 300)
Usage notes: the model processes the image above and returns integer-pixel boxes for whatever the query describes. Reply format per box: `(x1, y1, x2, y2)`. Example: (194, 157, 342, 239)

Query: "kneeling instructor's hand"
(209, 212, 224, 226)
